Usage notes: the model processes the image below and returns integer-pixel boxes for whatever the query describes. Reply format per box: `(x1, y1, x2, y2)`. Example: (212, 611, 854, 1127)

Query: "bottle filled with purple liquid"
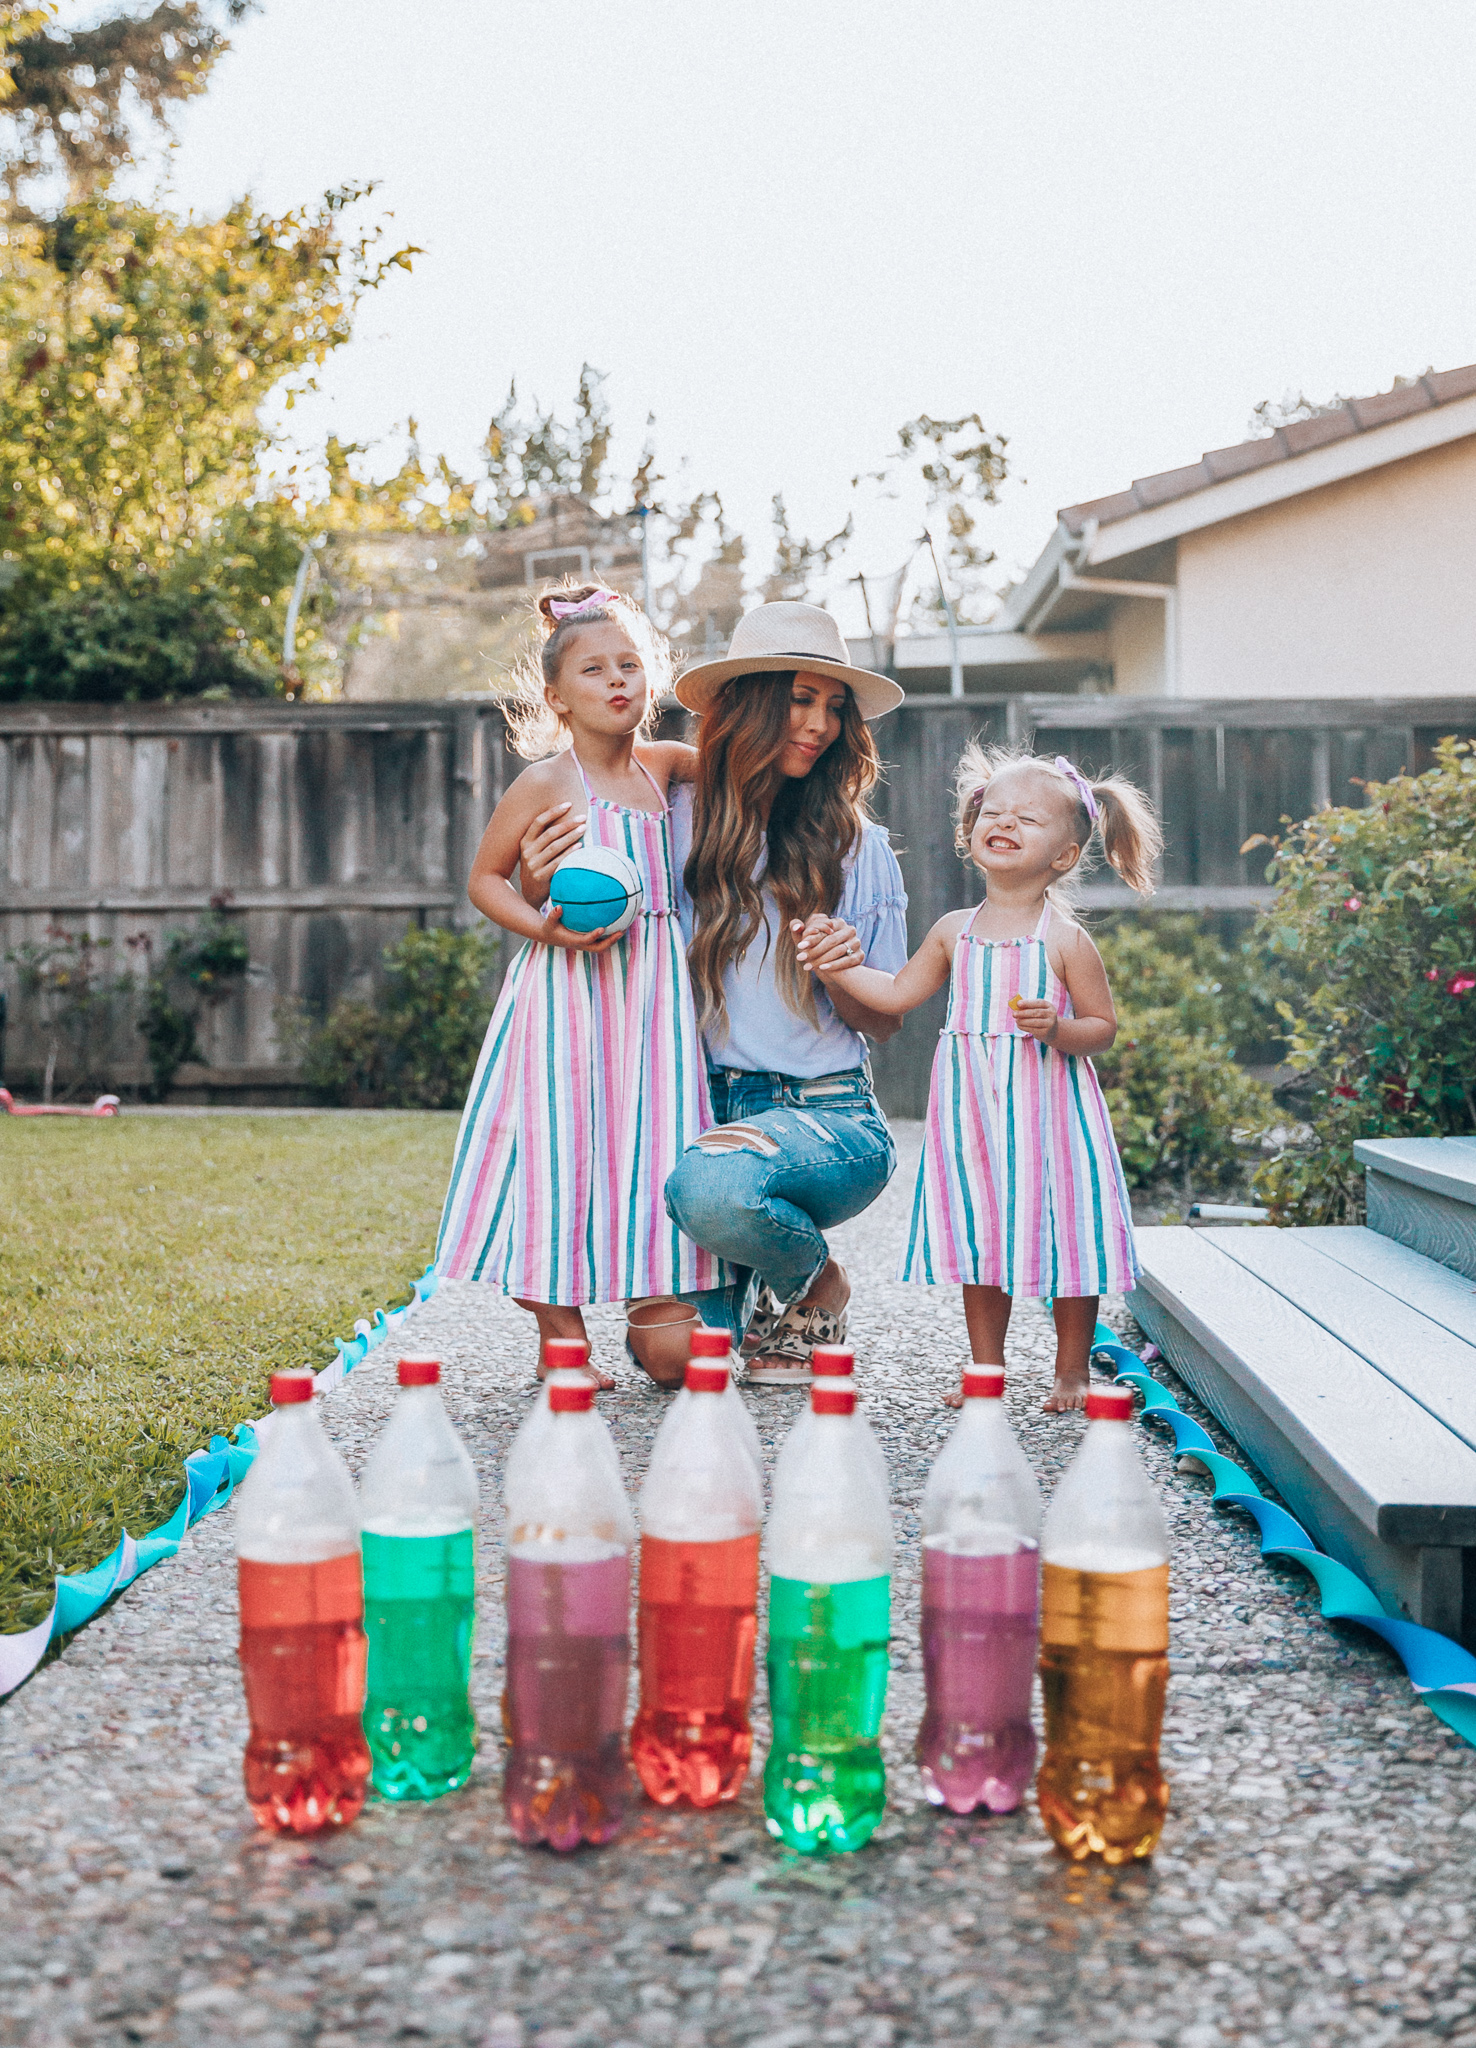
(501, 1350, 635, 1850)
(916, 1367, 1042, 1814)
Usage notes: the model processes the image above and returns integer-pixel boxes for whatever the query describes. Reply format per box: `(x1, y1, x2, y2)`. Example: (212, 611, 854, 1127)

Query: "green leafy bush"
(1094, 913, 1300, 1059)
(0, 580, 278, 704)
(1250, 738, 1476, 1224)
(1089, 915, 1277, 1192)
(1095, 1015, 1273, 1191)
(136, 909, 252, 1099)
(303, 926, 500, 1110)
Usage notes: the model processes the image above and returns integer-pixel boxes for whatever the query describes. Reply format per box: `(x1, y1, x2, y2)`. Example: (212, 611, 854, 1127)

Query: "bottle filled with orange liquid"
(1037, 1384, 1169, 1863)
(632, 1328, 763, 1807)
(235, 1372, 371, 1834)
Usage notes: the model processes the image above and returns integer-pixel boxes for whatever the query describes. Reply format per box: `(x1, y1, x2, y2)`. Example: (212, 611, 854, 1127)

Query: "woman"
(663, 601, 909, 1383)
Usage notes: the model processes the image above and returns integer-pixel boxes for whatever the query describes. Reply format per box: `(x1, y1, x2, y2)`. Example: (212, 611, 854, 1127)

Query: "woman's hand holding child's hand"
(793, 914, 863, 980)
(1008, 993, 1060, 1044)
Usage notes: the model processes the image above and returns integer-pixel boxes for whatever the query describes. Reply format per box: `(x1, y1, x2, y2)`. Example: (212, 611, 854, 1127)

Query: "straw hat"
(674, 601, 904, 722)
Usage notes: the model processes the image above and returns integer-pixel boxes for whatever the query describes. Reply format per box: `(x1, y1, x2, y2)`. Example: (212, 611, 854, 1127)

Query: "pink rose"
(1447, 974, 1476, 997)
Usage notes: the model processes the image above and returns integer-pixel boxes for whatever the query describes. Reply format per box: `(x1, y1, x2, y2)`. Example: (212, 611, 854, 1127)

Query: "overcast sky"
(160, 0, 1476, 621)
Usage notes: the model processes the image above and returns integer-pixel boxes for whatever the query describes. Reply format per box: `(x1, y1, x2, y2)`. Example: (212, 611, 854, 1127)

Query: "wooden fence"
(2, 694, 1471, 1113)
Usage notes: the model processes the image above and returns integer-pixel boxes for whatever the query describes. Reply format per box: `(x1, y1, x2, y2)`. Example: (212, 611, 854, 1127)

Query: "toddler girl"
(798, 744, 1160, 1411)
(435, 583, 722, 1386)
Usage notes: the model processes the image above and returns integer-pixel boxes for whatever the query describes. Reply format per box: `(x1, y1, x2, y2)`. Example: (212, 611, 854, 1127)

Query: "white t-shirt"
(670, 786, 909, 1079)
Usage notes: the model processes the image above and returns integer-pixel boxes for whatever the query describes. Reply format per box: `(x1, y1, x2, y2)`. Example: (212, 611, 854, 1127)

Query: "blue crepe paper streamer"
(0, 1261, 441, 1699)
(1092, 1320, 1476, 1749)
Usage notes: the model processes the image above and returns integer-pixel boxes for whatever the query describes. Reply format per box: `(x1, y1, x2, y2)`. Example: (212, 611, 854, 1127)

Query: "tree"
(0, 186, 417, 699)
(0, 2, 249, 200)
(856, 411, 1009, 626)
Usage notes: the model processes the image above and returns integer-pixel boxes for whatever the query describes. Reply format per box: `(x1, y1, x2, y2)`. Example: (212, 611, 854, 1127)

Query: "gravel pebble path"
(4, 1124, 1476, 2048)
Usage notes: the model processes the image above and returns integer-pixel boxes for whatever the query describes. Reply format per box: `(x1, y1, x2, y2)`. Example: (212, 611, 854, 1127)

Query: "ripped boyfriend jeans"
(664, 1063, 896, 1343)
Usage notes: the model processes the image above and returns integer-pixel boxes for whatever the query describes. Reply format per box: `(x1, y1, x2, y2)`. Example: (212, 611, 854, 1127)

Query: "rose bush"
(1250, 737, 1476, 1224)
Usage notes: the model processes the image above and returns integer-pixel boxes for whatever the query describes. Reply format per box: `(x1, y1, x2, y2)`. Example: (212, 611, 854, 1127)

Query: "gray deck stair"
(1129, 1221, 1476, 1648)
(1356, 1136, 1476, 1279)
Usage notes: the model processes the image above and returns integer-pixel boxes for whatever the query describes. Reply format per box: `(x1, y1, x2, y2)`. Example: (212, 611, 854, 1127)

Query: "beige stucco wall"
(1107, 595, 1169, 694)
(1172, 434, 1476, 698)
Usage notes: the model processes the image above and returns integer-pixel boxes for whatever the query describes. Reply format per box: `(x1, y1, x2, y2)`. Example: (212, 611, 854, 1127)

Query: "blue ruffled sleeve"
(838, 821, 909, 972)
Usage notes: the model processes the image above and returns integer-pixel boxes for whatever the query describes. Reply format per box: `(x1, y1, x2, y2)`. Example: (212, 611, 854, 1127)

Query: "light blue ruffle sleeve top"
(669, 784, 909, 1079)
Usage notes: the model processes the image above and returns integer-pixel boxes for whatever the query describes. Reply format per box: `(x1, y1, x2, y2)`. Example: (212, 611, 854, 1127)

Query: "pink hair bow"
(1055, 756, 1099, 821)
(547, 587, 622, 620)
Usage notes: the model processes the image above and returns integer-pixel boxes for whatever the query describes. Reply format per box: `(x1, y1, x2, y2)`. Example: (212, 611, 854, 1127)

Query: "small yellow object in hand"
(1008, 994, 1024, 1011)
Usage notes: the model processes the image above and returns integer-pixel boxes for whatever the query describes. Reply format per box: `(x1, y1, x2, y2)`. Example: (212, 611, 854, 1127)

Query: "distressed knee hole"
(695, 1122, 781, 1157)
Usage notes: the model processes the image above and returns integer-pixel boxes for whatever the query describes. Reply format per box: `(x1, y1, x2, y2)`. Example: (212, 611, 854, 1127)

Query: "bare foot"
(536, 1352, 616, 1390)
(1042, 1367, 1090, 1414)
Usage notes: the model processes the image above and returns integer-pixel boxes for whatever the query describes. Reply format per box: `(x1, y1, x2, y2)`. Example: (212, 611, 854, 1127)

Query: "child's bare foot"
(942, 1361, 1005, 1410)
(520, 1301, 615, 1389)
(1042, 1366, 1090, 1413)
(535, 1351, 616, 1390)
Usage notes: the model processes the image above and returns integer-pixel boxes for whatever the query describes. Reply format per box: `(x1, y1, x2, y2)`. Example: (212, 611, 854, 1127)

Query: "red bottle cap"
(1085, 1386, 1135, 1422)
(811, 1345, 855, 1376)
(548, 1382, 595, 1413)
(812, 1384, 856, 1417)
(543, 1338, 590, 1371)
(689, 1326, 732, 1359)
(962, 1367, 1005, 1399)
(269, 1372, 314, 1405)
(685, 1362, 729, 1394)
(398, 1355, 440, 1387)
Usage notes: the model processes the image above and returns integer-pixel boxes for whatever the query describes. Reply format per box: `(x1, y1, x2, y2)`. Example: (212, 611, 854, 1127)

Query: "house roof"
(1058, 363, 1476, 535)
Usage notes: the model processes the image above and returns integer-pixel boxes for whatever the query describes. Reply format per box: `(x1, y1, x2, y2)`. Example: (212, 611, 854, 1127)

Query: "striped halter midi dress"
(900, 903, 1138, 1299)
(435, 757, 724, 1306)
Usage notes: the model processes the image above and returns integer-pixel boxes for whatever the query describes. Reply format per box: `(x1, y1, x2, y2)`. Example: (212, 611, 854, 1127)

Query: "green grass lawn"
(0, 1113, 458, 1638)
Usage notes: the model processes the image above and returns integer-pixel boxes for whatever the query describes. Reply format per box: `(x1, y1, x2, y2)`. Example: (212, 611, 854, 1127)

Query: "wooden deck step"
(1357, 1136, 1476, 1279)
(1129, 1226, 1476, 1647)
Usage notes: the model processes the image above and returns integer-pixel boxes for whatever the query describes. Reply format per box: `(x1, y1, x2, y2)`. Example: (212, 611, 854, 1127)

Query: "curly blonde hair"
(954, 741, 1162, 897)
(499, 579, 673, 761)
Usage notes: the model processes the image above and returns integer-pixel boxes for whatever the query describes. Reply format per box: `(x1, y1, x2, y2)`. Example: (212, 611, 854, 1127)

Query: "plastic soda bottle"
(1037, 1384, 1170, 1863)
(235, 1371, 371, 1834)
(632, 1328, 763, 1807)
(359, 1354, 479, 1800)
(773, 1345, 888, 1511)
(503, 1368, 635, 1850)
(764, 1380, 892, 1855)
(916, 1366, 1041, 1814)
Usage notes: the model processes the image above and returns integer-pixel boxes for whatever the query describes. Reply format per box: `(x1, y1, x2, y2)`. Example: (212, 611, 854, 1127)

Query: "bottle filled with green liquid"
(764, 1379, 892, 1855)
(359, 1355, 479, 1800)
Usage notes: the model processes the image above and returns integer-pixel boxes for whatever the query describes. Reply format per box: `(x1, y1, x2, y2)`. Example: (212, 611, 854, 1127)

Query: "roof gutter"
(1004, 518, 1179, 693)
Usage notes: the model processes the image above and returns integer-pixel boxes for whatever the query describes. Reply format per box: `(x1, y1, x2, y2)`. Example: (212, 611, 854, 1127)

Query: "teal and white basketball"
(549, 845, 643, 935)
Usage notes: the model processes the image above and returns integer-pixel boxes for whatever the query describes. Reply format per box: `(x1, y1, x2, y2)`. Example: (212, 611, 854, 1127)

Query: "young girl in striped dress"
(435, 584, 722, 1387)
(797, 744, 1160, 1412)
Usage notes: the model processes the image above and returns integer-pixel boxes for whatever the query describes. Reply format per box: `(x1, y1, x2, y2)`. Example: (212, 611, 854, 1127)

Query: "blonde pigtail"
(1091, 776, 1163, 896)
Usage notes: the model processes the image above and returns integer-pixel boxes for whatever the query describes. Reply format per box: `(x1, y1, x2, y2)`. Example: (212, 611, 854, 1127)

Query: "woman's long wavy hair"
(685, 671, 880, 1036)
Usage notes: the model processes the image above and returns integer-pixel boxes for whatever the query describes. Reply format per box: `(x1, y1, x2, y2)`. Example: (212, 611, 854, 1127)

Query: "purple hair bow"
(547, 587, 622, 620)
(1055, 756, 1099, 821)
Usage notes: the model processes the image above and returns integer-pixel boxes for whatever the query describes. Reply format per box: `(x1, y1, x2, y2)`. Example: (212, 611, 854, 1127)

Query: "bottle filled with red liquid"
(502, 1342, 635, 1850)
(632, 1327, 763, 1807)
(916, 1366, 1041, 1814)
(235, 1372, 370, 1834)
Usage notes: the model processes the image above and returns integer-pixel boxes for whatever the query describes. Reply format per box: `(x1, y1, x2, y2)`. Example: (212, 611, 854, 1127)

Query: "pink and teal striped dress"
(435, 758, 723, 1306)
(900, 903, 1138, 1299)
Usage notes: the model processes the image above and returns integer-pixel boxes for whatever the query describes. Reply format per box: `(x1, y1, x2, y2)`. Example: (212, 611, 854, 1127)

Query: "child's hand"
(793, 915, 864, 980)
(538, 902, 622, 954)
(519, 803, 587, 903)
(1009, 994, 1060, 1043)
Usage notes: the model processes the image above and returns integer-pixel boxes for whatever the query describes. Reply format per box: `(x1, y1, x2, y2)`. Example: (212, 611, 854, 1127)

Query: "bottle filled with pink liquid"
(632, 1327, 763, 1808)
(916, 1366, 1042, 1815)
(234, 1372, 371, 1834)
(502, 1344, 635, 1850)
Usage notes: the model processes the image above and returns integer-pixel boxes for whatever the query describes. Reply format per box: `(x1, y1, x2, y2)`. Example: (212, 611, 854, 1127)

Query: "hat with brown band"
(674, 601, 905, 723)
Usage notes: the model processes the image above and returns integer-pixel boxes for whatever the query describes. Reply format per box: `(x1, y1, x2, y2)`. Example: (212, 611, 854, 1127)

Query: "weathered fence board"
(2, 694, 1471, 1112)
